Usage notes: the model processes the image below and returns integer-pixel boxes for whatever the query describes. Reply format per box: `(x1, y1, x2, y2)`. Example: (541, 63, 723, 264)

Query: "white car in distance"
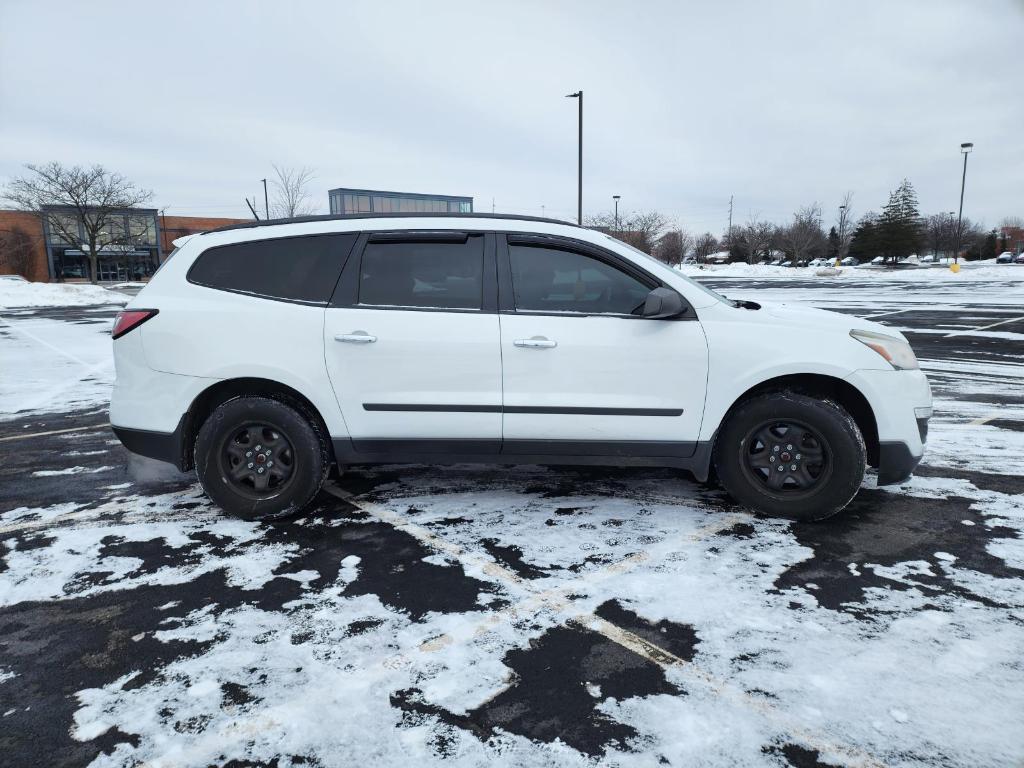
(110, 214, 931, 522)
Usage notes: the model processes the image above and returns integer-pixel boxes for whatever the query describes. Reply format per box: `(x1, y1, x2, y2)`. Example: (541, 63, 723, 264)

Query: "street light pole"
(953, 142, 973, 264)
(261, 178, 270, 221)
(566, 91, 583, 225)
(613, 195, 621, 235)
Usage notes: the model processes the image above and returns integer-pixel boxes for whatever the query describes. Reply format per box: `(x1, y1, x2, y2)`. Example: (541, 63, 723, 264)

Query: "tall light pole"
(261, 178, 270, 221)
(566, 91, 582, 225)
(613, 195, 621, 234)
(953, 142, 973, 263)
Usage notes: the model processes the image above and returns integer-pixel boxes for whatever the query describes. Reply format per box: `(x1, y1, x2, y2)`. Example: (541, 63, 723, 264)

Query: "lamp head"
(960, 142, 973, 153)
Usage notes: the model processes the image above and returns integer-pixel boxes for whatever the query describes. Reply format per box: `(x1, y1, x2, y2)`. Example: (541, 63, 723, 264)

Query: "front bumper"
(845, 368, 931, 485)
(877, 441, 923, 485)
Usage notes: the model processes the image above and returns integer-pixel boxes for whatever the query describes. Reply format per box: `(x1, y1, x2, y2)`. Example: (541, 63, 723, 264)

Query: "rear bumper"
(111, 416, 187, 470)
(877, 440, 922, 485)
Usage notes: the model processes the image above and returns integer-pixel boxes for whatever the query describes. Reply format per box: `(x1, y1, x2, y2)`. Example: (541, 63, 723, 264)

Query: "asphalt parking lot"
(1, 275, 1023, 767)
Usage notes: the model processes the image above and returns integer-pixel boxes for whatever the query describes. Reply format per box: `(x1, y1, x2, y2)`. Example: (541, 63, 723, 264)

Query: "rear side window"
(359, 235, 484, 310)
(188, 234, 356, 304)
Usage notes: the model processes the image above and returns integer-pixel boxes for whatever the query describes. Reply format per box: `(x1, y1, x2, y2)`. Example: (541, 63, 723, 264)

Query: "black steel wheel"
(195, 396, 329, 520)
(219, 422, 296, 497)
(740, 419, 832, 498)
(713, 392, 866, 521)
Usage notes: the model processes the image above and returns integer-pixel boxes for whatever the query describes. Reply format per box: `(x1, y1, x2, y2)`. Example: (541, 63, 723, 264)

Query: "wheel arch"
(716, 373, 880, 468)
(180, 377, 335, 471)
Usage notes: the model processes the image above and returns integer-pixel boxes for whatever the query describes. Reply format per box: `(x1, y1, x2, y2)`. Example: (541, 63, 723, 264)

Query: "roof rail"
(202, 211, 579, 235)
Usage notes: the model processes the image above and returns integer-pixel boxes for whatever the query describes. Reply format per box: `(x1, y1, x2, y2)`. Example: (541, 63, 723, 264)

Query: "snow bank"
(678, 262, 1024, 281)
(0, 281, 128, 309)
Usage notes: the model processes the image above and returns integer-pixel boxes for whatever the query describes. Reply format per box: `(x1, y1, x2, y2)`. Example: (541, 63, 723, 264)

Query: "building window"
(47, 213, 81, 244)
(128, 214, 156, 245)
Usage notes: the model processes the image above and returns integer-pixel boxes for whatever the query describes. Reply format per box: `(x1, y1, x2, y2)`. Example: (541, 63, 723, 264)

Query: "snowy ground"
(1, 276, 1023, 767)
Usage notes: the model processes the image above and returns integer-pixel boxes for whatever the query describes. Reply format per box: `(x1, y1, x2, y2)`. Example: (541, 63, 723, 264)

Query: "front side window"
(509, 244, 651, 315)
(359, 236, 484, 310)
(188, 234, 356, 304)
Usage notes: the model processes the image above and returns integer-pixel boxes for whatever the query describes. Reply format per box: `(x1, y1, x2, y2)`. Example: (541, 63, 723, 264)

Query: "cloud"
(1, 0, 1021, 231)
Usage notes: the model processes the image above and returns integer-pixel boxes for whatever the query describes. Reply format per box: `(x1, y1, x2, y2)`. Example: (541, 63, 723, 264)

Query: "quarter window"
(188, 234, 356, 304)
(359, 236, 484, 310)
(508, 244, 651, 315)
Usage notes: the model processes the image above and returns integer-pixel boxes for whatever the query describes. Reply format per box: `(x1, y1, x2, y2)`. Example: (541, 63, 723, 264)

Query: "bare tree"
(835, 191, 855, 259)
(587, 209, 669, 254)
(780, 203, 826, 262)
(741, 217, 775, 264)
(923, 213, 958, 260)
(2, 163, 152, 283)
(653, 228, 693, 266)
(693, 232, 719, 262)
(270, 165, 317, 219)
(0, 224, 39, 278)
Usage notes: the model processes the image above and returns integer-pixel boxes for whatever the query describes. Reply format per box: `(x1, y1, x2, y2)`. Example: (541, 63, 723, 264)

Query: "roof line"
(202, 212, 579, 235)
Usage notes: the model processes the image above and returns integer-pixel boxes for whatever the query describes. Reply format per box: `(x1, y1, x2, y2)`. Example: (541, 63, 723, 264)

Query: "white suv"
(110, 214, 931, 521)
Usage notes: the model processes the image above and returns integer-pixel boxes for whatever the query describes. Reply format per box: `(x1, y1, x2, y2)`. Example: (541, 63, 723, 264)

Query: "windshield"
(600, 234, 734, 306)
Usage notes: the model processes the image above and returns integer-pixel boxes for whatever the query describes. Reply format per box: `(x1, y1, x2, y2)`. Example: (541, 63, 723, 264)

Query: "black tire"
(194, 396, 328, 520)
(713, 392, 866, 522)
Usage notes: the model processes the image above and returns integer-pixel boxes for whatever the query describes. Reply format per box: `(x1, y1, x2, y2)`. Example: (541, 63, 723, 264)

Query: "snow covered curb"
(0, 281, 128, 309)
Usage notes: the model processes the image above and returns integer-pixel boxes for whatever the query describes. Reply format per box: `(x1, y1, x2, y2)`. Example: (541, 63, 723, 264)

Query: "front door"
(324, 231, 502, 454)
(498, 235, 709, 456)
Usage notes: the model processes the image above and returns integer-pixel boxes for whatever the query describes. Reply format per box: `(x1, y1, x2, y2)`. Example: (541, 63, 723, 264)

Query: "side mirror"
(642, 287, 688, 319)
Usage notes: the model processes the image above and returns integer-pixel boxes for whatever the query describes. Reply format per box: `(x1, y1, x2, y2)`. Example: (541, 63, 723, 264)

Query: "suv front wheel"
(194, 396, 329, 520)
(713, 392, 866, 521)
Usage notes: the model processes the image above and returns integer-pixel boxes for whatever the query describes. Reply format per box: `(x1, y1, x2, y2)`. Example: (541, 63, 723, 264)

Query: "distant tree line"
(592, 180, 1014, 267)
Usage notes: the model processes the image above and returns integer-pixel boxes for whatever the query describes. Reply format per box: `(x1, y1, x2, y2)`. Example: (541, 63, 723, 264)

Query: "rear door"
(497, 234, 709, 456)
(323, 231, 502, 454)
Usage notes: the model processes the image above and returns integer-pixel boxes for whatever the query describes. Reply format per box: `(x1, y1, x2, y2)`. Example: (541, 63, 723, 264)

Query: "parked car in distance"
(0, 274, 28, 282)
(1015, 253, 1024, 264)
(111, 213, 932, 523)
(681, 256, 697, 265)
(918, 254, 938, 264)
(807, 258, 830, 267)
(841, 256, 860, 266)
(996, 252, 1014, 264)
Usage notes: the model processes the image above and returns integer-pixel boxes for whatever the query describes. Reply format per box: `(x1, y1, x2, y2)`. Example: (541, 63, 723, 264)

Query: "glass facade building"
(329, 187, 472, 216)
(42, 206, 161, 282)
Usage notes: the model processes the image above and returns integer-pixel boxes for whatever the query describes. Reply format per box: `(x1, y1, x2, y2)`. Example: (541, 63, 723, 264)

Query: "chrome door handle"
(514, 336, 557, 349)
(335, 331, 377, 344)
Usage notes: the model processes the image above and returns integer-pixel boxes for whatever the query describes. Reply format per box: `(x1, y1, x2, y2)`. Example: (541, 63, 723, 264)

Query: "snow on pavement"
(1, 276, 1023, 766)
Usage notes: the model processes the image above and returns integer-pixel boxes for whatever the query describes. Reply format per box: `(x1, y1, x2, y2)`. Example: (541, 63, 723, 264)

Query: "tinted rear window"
(188, 234, 356, 304)
(358, 236, 484, 309)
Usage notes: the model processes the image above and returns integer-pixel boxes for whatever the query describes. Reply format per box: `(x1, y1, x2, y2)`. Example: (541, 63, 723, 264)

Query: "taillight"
(112, 309, 159, 340)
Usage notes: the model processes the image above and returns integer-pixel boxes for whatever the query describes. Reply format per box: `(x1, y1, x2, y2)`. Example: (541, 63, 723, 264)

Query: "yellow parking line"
(944, 314, 1024, 338)
(325, 483, 886, 766)
(0, 426, 105, 442)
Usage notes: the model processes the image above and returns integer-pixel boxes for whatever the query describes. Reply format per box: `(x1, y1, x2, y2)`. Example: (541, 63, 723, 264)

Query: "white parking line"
(944, 315, 1024, 338)
(0, 425, 105, 442)
(864, 307, 915, 319)
(324, 483, 886, 766)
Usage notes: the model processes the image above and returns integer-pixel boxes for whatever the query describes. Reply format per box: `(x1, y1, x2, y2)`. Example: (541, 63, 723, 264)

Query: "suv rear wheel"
(713, 392, 866, 521)
(194, 396, 328, 520)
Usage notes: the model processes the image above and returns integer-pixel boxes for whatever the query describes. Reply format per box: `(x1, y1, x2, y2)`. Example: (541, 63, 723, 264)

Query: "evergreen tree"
(877, 179, 922, 263)
(847, 214, 879, 262)
(827, 226, 840, 260)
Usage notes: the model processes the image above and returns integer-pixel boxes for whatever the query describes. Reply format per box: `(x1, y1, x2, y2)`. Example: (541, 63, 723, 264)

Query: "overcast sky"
(1, 0, 1021, 234)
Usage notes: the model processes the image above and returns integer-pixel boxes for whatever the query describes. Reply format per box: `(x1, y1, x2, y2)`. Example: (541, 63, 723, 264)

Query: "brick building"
(0, 209, 245, 282)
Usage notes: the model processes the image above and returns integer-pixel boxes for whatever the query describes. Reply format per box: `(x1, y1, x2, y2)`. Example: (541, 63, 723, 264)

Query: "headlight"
(850, 329, 919, 370)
